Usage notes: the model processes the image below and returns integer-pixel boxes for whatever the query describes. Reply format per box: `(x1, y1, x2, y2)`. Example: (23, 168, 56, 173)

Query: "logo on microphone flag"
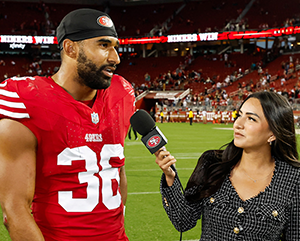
(147, 135, 161, 148)
(141, 126, 167, 154)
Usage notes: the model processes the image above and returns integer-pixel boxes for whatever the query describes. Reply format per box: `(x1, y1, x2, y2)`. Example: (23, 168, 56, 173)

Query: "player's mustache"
(100, 63, 117, 72)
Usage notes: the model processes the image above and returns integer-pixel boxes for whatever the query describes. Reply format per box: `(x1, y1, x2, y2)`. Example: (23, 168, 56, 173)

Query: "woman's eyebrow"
(246, 112, 260, 118)
(239, 109, 260, 118)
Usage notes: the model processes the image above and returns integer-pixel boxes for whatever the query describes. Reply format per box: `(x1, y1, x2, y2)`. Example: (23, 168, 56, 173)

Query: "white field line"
(126, 152, 203, 160)
(126, 152, 199, 195)
(126, 167, 194, 172)
(125, 142, 144, 146)
(128, 156, 200, 160)
(128, 191, 160, 195)
(127, 167, 193, 195)
(213, 127, 233, 130)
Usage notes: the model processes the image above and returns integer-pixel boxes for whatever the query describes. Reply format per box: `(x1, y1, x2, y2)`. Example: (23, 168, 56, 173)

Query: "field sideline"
(0, 122, 298, 240)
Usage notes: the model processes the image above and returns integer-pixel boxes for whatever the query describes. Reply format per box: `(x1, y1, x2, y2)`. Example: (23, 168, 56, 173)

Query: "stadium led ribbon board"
(120, 26, 300, 44)
(0, 26, 299, 45)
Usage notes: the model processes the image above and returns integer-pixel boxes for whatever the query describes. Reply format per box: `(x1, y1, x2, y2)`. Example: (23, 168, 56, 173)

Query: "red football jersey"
(0, 75, 135, 240)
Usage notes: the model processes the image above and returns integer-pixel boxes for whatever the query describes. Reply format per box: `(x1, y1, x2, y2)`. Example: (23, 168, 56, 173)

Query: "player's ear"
(62, 39, 78, 59)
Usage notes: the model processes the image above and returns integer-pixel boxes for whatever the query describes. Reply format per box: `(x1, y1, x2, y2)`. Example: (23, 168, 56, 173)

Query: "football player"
(0, 8, 135, 241)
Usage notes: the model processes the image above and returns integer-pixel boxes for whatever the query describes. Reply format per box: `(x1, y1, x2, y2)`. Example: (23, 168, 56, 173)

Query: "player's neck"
(79, 96, 97, 108)
(51, 73, 97, 101)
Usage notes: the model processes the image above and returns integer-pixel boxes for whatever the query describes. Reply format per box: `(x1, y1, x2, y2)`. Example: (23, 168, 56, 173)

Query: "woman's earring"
(269, 141, 272, 146)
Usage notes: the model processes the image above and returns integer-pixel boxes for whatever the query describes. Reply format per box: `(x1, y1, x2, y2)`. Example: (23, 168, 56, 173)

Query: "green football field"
(0, 122, 298, 240)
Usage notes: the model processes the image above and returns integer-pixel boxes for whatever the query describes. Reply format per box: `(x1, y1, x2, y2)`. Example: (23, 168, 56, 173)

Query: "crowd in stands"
(131, 53, 194, 96)
(133, 50, 300, 114)
(0, 1, 300, 115)
(131, 50, 261, 93)
(2, 49, 299, 116)
(0, 1, 53, 36)
(0, 0, 299, 38)
(0, 55, 60, 80)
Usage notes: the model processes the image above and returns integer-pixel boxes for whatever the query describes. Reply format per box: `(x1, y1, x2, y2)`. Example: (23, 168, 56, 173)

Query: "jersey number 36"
(57, 144, 123, 212)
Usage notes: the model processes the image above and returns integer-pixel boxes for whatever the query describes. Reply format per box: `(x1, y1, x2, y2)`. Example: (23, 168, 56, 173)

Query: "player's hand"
(155, 148, 176, 186)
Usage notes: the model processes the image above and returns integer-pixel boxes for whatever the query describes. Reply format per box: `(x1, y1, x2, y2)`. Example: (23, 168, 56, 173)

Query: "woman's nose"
(234, 116, 243, 129)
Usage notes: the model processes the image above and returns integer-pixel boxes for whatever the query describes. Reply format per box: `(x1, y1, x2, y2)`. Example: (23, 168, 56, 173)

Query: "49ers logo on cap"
(97, 16, 113, 28)
(146, 135, 161, 149)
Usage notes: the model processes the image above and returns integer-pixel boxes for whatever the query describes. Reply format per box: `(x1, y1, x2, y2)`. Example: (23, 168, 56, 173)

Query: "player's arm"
(119, 165, 127, 205)
(0, 119, 44, 241)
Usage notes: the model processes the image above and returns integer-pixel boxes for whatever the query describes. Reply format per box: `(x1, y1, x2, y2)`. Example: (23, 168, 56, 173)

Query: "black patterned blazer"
(160, 158, 300, 240)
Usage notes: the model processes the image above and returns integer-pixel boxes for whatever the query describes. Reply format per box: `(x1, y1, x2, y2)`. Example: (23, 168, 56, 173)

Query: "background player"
(0, 8, 135, 240)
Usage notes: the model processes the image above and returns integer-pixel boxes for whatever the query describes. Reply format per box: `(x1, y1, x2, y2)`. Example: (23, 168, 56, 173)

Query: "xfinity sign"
(9, 43, 26, 49)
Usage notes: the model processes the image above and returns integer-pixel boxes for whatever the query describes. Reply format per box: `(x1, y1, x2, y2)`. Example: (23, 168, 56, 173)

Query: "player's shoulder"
(2, 75, 49, 94)
(0, 75, 52, 104)
(0, 75, 52, 120)
(111, 74, 130, 86)
(4, 75, 46, 83)
(111, 74, 134, 96)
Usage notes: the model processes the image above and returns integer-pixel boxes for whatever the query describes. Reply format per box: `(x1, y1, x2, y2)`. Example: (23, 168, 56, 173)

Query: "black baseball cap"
(56, 8, 118, 49)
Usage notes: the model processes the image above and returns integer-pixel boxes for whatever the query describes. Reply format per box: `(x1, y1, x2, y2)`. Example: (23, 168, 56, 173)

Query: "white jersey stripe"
(0, 81, 7, 87)
(0, 89, 20, 98)
(0, 108, 30, 118)
(0, 99, 26, 109)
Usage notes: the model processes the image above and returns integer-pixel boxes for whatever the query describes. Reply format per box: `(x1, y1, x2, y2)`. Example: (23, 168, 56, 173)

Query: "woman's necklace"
(242, 164, 275, 183)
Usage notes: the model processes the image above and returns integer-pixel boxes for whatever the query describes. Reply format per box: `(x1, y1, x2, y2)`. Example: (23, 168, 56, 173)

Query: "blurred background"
(0, 0, 300, 120)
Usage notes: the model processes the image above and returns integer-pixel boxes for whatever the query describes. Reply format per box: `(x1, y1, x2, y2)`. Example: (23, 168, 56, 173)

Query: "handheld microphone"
(130, 110, 185, 241)
(130, 109, 168, 154)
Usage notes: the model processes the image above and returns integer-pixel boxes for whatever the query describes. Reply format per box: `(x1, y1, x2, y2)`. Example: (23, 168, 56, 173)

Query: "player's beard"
(76, 48, 114, 90)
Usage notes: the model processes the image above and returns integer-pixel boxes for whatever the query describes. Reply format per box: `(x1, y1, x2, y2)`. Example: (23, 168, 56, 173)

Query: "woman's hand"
(155, 148, 176, 186)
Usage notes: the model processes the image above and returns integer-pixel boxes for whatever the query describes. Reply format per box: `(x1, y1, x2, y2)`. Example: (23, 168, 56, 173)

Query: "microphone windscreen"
(130, 109, 155, 136)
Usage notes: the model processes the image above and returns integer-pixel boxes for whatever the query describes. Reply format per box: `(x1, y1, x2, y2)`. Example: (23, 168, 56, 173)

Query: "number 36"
(57, 144, 123, 212)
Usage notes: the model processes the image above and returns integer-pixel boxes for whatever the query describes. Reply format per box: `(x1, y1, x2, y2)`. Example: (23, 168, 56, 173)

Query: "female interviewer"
(155, 91, 300, 240)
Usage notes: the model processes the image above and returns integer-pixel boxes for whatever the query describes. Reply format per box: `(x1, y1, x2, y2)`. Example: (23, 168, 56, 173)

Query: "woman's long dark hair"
(185, 91, 300, 203)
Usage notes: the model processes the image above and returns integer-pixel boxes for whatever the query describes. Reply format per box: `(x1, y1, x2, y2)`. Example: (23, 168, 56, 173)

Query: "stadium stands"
(0, 0, 299, 112)
(109, 2, 183, 37)
(245, 0, 300, 29)
(0, 1, 45, 35)
(167, 0, 241, 34)
(117, 56, 184, 84)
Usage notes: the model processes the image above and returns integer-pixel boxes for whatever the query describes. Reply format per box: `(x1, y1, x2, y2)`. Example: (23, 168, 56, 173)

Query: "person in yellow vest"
(189, 109, 194, 125)
(160, 111, 164, 123)
(232, 108, 238, 121)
